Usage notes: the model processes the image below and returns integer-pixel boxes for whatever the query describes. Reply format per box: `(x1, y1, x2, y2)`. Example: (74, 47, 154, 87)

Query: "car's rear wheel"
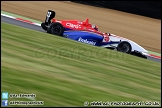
(117, 41, 132, 54)
(47, 22, 64, 36)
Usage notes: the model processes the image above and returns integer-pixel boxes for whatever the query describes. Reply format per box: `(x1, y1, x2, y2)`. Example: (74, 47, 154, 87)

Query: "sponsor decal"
(66, 23, 81, 29)
(78, 37, 96, 45)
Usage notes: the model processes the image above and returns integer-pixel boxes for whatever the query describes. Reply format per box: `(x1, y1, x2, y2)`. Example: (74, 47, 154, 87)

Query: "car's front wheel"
(47, 22, 64, 36)
(117, 41, 132, 54)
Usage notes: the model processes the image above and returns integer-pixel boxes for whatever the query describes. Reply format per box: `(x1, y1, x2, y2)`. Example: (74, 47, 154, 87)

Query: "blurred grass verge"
(1, 22, 161, 107)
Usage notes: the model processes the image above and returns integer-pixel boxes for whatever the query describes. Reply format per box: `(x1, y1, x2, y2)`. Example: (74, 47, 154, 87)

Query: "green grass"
(148, 51, 161, 56)
(1, 22, 161, 107)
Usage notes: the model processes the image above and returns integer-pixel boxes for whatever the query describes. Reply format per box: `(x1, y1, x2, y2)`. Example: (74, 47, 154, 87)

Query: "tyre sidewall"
(47, 22, 64, 36)
(117, 41, 132, 54)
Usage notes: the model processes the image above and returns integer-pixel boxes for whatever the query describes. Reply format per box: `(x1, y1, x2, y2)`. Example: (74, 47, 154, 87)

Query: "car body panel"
(41, 10, 148, 58)
(102, 34, 148, 53)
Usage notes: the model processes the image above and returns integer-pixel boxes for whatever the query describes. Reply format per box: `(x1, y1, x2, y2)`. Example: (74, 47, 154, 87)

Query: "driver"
(91, 24, 99, 31)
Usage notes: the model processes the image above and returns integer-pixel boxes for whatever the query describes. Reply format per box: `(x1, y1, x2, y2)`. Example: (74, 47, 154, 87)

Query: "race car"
(41, 10, 148, 58)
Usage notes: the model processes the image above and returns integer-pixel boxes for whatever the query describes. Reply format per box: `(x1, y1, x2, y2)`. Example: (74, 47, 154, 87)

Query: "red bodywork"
(51, 18, 103, 34)
(51, 18, 110, 42)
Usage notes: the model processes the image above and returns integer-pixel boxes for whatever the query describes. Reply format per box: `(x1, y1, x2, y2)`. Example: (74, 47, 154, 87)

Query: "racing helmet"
(92, 24, 98, 31)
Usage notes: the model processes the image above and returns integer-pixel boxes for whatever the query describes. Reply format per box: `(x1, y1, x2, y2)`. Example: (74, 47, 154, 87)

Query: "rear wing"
(44, 10, 55, 25)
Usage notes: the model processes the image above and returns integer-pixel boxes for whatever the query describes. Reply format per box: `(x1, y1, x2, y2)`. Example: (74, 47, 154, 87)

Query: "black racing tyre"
(117, 41, 132, 54)
(41, 22, 47, 31)
(47, 22, 64, 36)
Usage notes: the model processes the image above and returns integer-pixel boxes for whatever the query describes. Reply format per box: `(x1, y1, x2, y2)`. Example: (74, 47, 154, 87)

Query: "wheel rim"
(118, 43, 130, 53)
(51, 25, 62, 34)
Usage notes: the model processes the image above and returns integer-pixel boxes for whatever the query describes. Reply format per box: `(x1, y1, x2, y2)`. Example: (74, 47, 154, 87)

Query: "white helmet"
(92, 24, 98, 31)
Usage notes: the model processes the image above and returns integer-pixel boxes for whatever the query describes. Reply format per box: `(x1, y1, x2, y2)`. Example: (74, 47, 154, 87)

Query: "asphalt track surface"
(1, 15, 161, 63)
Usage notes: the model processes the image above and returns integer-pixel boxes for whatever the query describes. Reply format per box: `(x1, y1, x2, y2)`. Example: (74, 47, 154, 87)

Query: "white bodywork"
(101, 33, 148, 56)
